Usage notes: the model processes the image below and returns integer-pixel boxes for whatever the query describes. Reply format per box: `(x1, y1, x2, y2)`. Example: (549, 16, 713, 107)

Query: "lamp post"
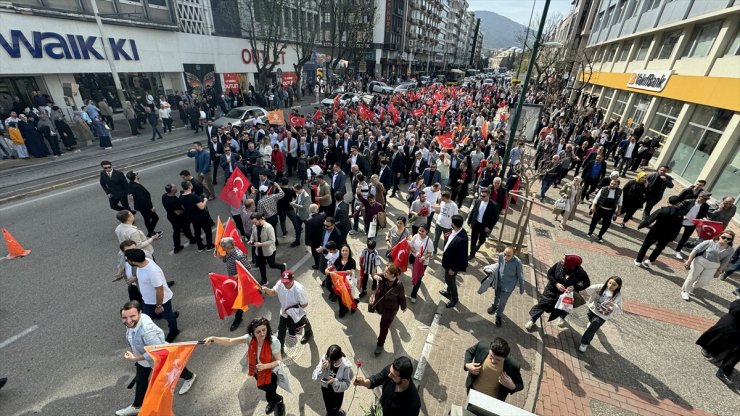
(500, 0, 552, 177)
(90, 0, 128, 111)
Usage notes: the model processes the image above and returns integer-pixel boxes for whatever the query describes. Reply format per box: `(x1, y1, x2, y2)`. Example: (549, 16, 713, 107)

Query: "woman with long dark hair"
(326, 244, 358, 317)
(370, 263, 407, 356)
(311, 344, 354, 415)
(578, 276, 623, 352)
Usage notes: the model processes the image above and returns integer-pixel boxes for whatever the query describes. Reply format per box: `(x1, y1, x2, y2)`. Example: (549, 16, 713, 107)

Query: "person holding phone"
(311, 345, 354, 416)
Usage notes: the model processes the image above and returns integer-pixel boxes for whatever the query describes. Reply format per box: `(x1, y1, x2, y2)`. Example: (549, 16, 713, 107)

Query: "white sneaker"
(556, 317, 566, 328)
(349, 230, 358, 236)
(524, 320, 535, 330)
(410, 296, 416, 303)
(642, 260, 652, 268)
(178, 374, 196, 395)
(115, 405, 140, 416)
(578, 344, 588, 353)
(674, 251, 684, 260)
(681, 291, 690, 301)
(633, 260, 641, 267)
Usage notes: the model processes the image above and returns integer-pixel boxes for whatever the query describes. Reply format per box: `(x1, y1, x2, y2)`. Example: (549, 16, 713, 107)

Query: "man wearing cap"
(248, 212, 287, 285)
(260, 270, 313, 353)
(673, 192, 710, 260)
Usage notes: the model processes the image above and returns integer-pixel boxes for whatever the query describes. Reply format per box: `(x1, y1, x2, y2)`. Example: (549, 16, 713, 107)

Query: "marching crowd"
(96, 74, 739, 416)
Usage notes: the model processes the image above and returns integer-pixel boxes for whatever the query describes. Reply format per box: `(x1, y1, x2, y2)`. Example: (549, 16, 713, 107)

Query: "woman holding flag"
(407, 225, 434, 303)
(326, 244, 358, 317)
(370, 263, 407, 356)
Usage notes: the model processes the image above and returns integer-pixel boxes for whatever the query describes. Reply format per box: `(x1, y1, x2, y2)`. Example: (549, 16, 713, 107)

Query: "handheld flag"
(439, 113, 447, 129)
(435, 132, 454, 149)
(233, 260, 264, 311)
(213, 216, 226, 257)
(267, 110, 285, 126)
(288, 114, 306, 127)
(219, 169, 250, 209)
(209, 273, 238, 319)
(333, 94, 341, 111)
(223, 218, 248, 253)
(412, 108, 423, 118)
(692, 219, 724, 240)
(329, 271, 356, 310)
(481, 120, 489, 140)
(313, 109, 323, 122)
(139, 342, 198, 416)
(390, 239, 410, 272)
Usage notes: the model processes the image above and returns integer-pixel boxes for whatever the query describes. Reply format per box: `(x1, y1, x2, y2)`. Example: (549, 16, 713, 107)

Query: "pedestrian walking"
(673, 192, 710, 260)
(144, 107, 163, 141)
(126, 171, 160, 237)
(248, 212, 287, 285)
(123, 101, 140, 136)
(311, 345, 354, 416)
(432, 191, 458, 255)
(179, 181, 214, 252)
(525, 255, 590, 330)
(325, 244, 358, 317)
(681, 231, 735, 301)
(578, 277, 623, 352)
(359, 239, 382, 297)
(217, 237, 251, 331)
(634, 203, 688, 268)
(618, 175, 647, 228)
(100, 161, 133, 212)
(485, 247, 525, 327)
(440, 214, 468, 308)
(353, 356, 421, 415)
(290, 183, 310, 247)
(587, 178, 623, 243)
(161, 183, 196, 253)
(259, 270, 313, 350)
(553, 176, 582, 230)
(696, 299, 740, 386)
(114, 210, 160, 258)
(204, 317, 286, 416)
(467, 189, 500, 260)
(369, 263, 407, 356)
(642, 165, 674, 221)
(187, 141, 216, 200)
(407, 225, 434, 303)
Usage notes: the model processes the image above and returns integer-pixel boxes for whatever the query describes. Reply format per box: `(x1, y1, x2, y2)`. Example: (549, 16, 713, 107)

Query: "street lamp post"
(501, 0, 551, 177)
(90, 0, 128, 110)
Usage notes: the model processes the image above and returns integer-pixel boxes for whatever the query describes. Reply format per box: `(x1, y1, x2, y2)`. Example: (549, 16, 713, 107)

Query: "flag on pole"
(209, 273, 239, 319)
(313, 109, 323, 122)
(233, 260, 264, 311)
(692, 219, 724, 240)
(412, 108, 423, 118)
(213, 216, 226, 257)
(266, 110, 285, 126)
(333, 94, 341, 112)
(223, 218, 248, 253)
(139, 342, 198, 416)
(439, 113, 447, 129)
(435, 132, 454, 149)
(481, 120, 488, 139)
(389, 239, 410, 272)
(219, 169, 250, 209)
(329, 271, 356, 310)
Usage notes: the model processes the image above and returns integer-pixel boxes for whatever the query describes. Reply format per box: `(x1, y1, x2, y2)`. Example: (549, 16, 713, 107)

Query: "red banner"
(390, 239, 410, 272)
(219, 169, 250, 209)
(281, 71, 297, 87)
(223, 73, 241, 92)
(209, 273, 238, 320)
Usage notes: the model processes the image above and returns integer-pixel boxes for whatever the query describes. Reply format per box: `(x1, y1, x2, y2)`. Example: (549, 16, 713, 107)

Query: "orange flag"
(329, 271, 356, 310)
(139, 342, 198, 416)
(481, 121, 488, 139)
(213, 216, 226, 257)
(267, 109, 285, 126)
(233, 260, 264, 311)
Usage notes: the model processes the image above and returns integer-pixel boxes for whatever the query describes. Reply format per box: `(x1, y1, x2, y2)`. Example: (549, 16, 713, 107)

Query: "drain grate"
(534, 228, 552, 239)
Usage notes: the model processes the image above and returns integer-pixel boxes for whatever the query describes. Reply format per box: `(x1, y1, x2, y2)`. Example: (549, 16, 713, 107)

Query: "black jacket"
(100, 169, 128, 197)
(464, 341, 524, 401)
(305, 212, 326, 247)
(307, 141, 324, 158)
(127, 182, 153, 211)
(638, 203, 690, 242)
(645, 172, 674, 201)
(580, 160, 607, 181)
(442, 228, 469, 272)
(468, 199, 500, 229)
(334, 201, 351, 242)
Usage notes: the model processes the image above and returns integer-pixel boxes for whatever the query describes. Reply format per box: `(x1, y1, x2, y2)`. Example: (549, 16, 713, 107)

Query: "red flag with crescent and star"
(329, 271, 356, 310)
(208, 273, 238, 320)
(390, 239, 410, 272)
(439, 113, 447, 129)
(233, 260, 264, 311)
(313, 109, 323, 122)
(140, 342, 198, 416)
(358, 104, 373, 122)
(435, 132, 454, 150)
(289, 114, 306, 127)
(223, 218, 248, 253)
(412, 108, 423, 118)
(219, 168, 250, 209)
(481, 121, 488, 140)
(692, 219, 724, 240)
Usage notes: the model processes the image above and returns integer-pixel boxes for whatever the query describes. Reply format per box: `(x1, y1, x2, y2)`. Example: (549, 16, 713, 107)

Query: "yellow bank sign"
(626, 70, 672, 92)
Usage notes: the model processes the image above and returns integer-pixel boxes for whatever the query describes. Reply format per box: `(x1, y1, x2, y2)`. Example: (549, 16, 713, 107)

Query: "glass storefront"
(669, 106, 732, 182)
(648, 98, 682, 163)
(0, 77, 43, 115)
(598, 87, 614, 113)
(73, 72, 164, 111)
(628, 93, 652, 125)
(711, 145, 739, 202)
(610, 89, 630, 121)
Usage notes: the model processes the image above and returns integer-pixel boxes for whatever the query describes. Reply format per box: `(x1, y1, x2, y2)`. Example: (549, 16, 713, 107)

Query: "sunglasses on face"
(103, 166, 112, 170)
(720, 236, 732, 241)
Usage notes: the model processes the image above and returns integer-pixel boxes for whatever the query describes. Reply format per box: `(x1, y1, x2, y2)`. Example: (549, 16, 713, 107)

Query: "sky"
(468, 0, 574, 27)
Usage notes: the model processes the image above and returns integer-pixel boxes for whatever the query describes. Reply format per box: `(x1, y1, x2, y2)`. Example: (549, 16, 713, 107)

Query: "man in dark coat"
(580, 154, 607, 202)
(389, 146, 406, 196)
(100, 160, 132, 212)
(333, 191, 351, 244)
(467, 189, 500, 260)
(634, 202, 691, 267)
(696, 299, 740, 385)
(441, 215, 469, 308)
(422, 163, 442, 187)
(642, 165, 674, 221)
(161, 183, 196, 253)
(126, 171, 159, 237)
(305, 205, 327, 269)
(464, 338, 524, 402)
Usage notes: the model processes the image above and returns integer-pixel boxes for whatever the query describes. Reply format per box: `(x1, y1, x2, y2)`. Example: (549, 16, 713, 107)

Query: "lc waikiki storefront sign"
(626, 70, 672, 92)
(0, 29, 140, 61)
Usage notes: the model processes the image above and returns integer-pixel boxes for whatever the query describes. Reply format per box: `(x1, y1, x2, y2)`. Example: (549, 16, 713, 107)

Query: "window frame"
(656, 29, 682, 59)
(682, 20, 723, 58)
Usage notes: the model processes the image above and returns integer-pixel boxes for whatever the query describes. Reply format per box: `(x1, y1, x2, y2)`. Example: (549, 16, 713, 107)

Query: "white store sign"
(626, 70, 672, 92)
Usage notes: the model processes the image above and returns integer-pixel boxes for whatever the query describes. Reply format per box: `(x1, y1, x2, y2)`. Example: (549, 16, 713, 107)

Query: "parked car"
(368, 81, 394, 94)
(394, 83, 417, 93)
(482, 78, 495, 87)
(213, 106, 268, 128)
(322, 92, 361, 107)
(419, 75, 432, 85)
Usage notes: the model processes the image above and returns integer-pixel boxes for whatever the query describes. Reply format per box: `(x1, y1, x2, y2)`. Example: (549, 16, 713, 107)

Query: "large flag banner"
(209, 273, 238, 319)
(288, 114, 306, 127)
(329, 271, 356, 310)
(481, 120, 489, 139)
(219, 169, 250, 209)
(267, 109, 285, 126)
(692, 219, 724, 240)
(139, 342, 198, 416)
(333, 94, 341, 111)
(233, 260, 264, 311)
(213, 216, 226, 257)
(313, 109, 323, 122)
(390, 239, 410, 272)
(435, 132, 454, 149)
(223, 217, 248, 253)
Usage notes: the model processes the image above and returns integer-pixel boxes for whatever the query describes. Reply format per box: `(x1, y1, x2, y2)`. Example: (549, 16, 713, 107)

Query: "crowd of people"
(94, 72, 739, 416)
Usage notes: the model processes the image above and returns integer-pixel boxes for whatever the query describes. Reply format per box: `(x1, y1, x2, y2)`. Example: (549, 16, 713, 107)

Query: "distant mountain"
(474, 10, 528, 49)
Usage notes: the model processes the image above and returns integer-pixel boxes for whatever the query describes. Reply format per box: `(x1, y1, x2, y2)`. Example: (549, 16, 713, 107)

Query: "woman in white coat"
(312, 344, 354, 416)
(553, 176, 582, 231)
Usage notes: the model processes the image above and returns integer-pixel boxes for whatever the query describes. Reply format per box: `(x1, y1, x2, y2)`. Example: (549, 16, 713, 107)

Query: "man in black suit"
(330, 163, 347, 198)
(204, 120, 217, 141)
(389, 146, 406, 196)
(348, 146, 371, 176)
(333, 191, 351, 243)
(100, 160, 132, 212)
(208, 136, 223, 185)
(305, 205, 327, 270)
(409, 151, 428, 181)
(126, 171, 159, 237)
(422, 162, 442, 187)
(441, 214, 468, 308)
(467, 189, 500, 260)
(219, 147, 239, 182)
(378, 158, 393, 197)
(307, 136, 324, 159)
(464, 338, 524, 403)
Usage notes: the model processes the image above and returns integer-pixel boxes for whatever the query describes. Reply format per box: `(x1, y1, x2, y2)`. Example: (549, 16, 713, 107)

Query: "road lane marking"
(0, 325, 39, 349)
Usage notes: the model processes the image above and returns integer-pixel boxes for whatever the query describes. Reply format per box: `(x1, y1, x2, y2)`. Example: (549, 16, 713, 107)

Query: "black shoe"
(300, 333, 312, 344)
(311, 265, 318, 270)
(338, 311, 347, 318)
(275, 401, 286, 416)
(174, 311, 180, 318)
(445, 300, 457, 308)
(260, 279, 268, 285)
(329, 294, 338, 303)
(358, 290, 367, 298)
(265, 402, 276, 414)
(439, 290, 450, 298)
(487, 305, 497, 315)
(290, 241, 300, 247)
(0, 377, 6, 390)
(701, 349, 713, 360)
(495, 316, 502, 327)
(282, 232, 288, 237)
(174, 246, 185, 253)
(165, 330, 180, 343)
(716, 370, 733, 386)
(167, 280, 176, 287)
(205, 244, 215, 250)
(230, 319, 242, 332)
(468, 254, 475, 261)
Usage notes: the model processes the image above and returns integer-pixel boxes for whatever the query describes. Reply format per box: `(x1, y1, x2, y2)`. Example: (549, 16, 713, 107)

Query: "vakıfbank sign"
(626, 70, 672, 92)
(0, 29, 140, 60)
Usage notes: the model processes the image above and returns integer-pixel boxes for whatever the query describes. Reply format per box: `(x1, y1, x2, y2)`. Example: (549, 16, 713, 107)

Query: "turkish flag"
(223, 218, 248, 253)
(413, 108, 423, 118)
(213, 216, 226, 257)
(233, 260, 264, 311)
(388, 104, 400, 125)
(439, 113, 447, 129)
(335, 108, 345, 122)
(140, 343, 198, 416)
(433, 92, 444, 101)
(333, 94, 340, 111)
(209, 273, 238, 319)
(313, 109, 323, 122)
(692, 219, 724, 240)
(390, 239, 410, 272)
(289, 114, 306, 127)
(481, 121, 488, 139)
(358, 104, 373, 122)
(432, 104, 438, 115)
(219, 169, 250, 209)
(440, 103, 450, 113)
(435, 132, 454, 149)
(330, 271, 356, 310)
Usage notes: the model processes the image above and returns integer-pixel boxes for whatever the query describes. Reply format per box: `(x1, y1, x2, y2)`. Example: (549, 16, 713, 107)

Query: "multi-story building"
(580, 0, 739, 204)
(555, 0, 600, 90)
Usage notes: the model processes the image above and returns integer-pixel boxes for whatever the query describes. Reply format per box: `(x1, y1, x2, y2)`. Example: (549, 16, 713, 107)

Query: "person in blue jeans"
(538, 154, 562, 202)
(486, 247, 525, 327)
(719, 246, 740, 281)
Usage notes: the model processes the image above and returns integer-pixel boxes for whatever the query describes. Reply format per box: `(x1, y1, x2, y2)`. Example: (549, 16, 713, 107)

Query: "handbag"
(368, 218, 378, 239)
(555, 290, 574, 313)
(573, 291, 586, 308)
(553, 196, 568, 210)
(368, 282, 395, 314)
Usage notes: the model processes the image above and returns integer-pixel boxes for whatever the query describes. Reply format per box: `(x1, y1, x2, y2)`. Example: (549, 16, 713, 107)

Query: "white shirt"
(436, 200, 459, 229)
(625, 142, 636, 158)
(444, 228, 462, 251)
(273, 280, 308, 322)
(592, 188, 623, 208)
(422, 186, 441, 206)
(476, 200, 489, 224)
(683, 202, 702, 226)
(409, 235, 433, 265)
(136, 260, 173, 305)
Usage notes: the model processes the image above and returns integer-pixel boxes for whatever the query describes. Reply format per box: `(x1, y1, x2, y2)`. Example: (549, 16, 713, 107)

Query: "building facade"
(579, 0, 739, 204)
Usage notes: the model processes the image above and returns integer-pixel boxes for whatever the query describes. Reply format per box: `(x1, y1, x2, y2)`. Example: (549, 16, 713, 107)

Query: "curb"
(523, 215, 545, 414)
(412, 300, 445, 387)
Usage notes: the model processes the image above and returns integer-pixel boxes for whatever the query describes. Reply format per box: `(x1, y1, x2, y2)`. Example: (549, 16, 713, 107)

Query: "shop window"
(669, 106, 732, 183)
(682, 20, 722, 58)
(634, 36, 652, 60)
(725, 27, 740, 56)
(647, 98, 681, 163)
(711, 146, 740, 203)
(628, 94, 651, 125)
(656, 29, 681, 59)
(610, 90, 630, 121)
(599, 87, 614, 112)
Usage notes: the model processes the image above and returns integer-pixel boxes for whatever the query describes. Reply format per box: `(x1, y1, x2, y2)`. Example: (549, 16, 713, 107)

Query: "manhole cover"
(534, 228, 551, 239)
